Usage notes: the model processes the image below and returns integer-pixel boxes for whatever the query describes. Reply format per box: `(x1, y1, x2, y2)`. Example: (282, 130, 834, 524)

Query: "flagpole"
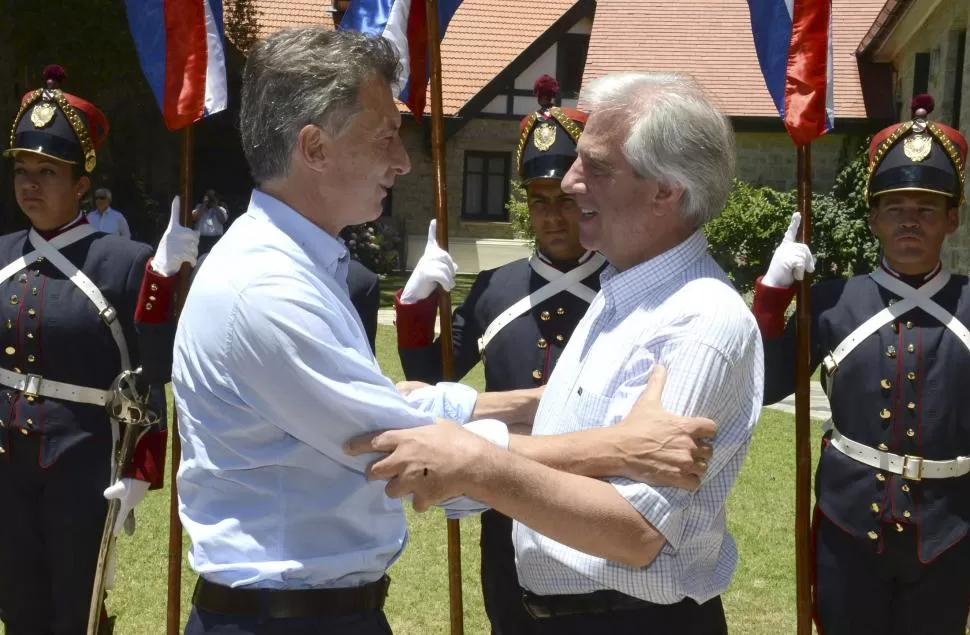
(166, 124, 195, 635)
(423, 1, 464, 633)
(794, 143, 813, 635)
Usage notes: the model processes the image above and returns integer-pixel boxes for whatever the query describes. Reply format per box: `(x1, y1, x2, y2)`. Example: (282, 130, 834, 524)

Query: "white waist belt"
(0, 368, 109, 406)
(829, 426, 970, 481)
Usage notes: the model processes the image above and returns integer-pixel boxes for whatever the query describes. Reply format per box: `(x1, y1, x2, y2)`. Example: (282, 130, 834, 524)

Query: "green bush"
(506, 180, 536, 245)
(340, 219, 404, 275)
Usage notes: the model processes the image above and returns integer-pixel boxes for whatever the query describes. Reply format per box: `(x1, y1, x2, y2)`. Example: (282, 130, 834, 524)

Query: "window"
(557, 34, 590, 99)
(462, 152, 510, 221)
(952, 31, 966, 130)
(913, 52, 931, 97)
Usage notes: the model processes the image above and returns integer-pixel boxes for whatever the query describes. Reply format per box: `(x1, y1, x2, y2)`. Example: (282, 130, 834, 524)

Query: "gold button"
(903, 510, 912, 518)
(867, 530, 879, 540)
(25, 396, 33, 403)
(149, 295, 157, 302)
(13, 368, 21, 374)
(537, 338, 548, 349)
(145, 303, 153, 311)
(540, 311, 550, 321)
(870, 503, 880, 513)
(907, 344, 915, 353)
(27, 309, 35, 317)
(26, 332, 33, 339)
(4, 320, 10, 329)
(891, 322, 899, 333)
(877, 443, 889, 451)
(905, 321, 913, 329)
(556, 307, 565, 317)
(4, 347, 14, 355)
(907, 371, 916, 381)
(150, 283, 159, 292)
(31, 288, 37, 296)
(907, 402, 916, 410)
(25, 418, 32, 426)
(906, 429, 915, 438)
(0, 446, 4, 454)
(886, 346, 897, 358)
(8, 296, 16, 305)
(888, 298, 896, 306)
(26, 355, 35, 363)
(880, 379, 891, 389)
(901, 484, 910, 493)
(19, 428, 27, 435)
(17, 273, 26, 283)
(556, 334, 565, 343)
(35, 257, 44, 264)
(532, 369, 542, 380)
(879, 409, 891, 419)
(876, 473, 886, 482)
(896, 523, 905, 532)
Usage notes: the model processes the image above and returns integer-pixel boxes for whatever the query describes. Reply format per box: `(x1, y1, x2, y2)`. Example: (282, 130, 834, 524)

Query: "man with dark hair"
(753, 95, 970, 634)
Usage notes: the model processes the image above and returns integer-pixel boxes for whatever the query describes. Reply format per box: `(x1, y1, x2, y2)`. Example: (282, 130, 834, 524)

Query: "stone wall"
(734, 132, 849, 192)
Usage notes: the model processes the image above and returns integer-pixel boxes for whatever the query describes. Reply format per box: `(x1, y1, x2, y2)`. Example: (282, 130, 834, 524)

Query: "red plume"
(43, 64, 67, 89)
(911, 94, 935, 118)
(534, 75, 560, 108)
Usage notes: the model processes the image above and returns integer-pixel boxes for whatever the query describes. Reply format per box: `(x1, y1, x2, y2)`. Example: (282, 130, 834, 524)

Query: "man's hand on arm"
(346, 423, 666, 568)
(509, 365, 715, 490)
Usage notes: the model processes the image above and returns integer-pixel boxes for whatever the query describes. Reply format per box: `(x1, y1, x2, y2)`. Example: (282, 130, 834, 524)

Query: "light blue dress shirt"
(173, 190, 502, 590)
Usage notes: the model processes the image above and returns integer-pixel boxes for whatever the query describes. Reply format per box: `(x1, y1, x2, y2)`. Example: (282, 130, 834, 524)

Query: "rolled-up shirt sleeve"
(608, 337, 757, 552)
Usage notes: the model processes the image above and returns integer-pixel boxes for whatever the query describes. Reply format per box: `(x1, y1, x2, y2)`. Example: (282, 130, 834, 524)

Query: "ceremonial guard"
(394, 75, 606, 634)
(0, 66, 198, 634)
(753, 95, 970, 634)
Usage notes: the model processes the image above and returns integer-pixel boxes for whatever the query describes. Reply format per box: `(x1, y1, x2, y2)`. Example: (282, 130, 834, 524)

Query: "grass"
(2, 326, 818, 635)
(379, 273, 478, 310)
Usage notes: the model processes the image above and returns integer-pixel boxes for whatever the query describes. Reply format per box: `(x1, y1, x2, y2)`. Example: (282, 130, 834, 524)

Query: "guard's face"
(328, 75, 411, 226)
(12, 153, 87, 230)
(527, 179, 585, 262)
(869, 191, 958, 274)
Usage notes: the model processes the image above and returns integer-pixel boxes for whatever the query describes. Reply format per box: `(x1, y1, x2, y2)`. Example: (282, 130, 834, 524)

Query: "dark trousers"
(0, 433, 111, 635)
(480, 510, 538, 635)
(814, 512, 970, 635)
(184, 608, 393, 635)
(526, 595, 728, 635)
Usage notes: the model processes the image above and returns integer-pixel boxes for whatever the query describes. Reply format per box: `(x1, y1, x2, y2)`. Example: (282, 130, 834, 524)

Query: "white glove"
(103, 478, 151, 537)
(762, 212, 816, 288)
(401, 220, 457, 304)
(150, 196, 200, 277)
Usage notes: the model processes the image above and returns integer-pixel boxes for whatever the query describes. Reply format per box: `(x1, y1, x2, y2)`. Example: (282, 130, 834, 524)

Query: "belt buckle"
(23, 373, 43, 399)
(822, 353, 838, 376)
(100, 306, 117, 325)
(902, 455, 924, 481)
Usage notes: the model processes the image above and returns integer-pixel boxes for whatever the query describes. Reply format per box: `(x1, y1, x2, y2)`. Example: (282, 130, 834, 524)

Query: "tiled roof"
(581, 0, 887, 119)
(249, 0, 336, 40)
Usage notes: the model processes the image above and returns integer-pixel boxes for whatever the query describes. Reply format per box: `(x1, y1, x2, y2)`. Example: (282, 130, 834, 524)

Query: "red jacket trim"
(751, 276, 797, 340)
(394, 289, 439, 349)
(122, 428, 166, 489)
(133, 259, 177, 324)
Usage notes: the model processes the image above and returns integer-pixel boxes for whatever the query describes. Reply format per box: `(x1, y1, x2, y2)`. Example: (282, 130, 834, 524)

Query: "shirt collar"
(37, 212, 87, 240)
(600, 231, 709, 315)
(880, 257, 941, 288)
(247, 189, 350, 278)
(535, 249, 598, 272)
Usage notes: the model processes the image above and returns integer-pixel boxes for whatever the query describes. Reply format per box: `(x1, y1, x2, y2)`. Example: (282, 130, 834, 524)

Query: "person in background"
(192, 189, 229, 255)
(86, 187, 131, 238)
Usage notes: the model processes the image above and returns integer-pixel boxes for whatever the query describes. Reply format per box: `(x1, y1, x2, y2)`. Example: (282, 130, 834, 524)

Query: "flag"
(746, 0, 834, 146)
(340, 0, 463, 119)
(124, 0, 229, 131)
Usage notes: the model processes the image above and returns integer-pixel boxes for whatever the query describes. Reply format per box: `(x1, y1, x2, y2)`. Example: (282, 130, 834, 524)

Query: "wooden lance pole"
(166, 124, 195, 635)
(794, 143, 813, 635)
(424, 0, 463, 633)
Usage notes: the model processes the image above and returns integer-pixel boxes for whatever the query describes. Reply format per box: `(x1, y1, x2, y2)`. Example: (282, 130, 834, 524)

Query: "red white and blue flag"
(340, 0, 463, 119)
(746, 0, 834, 146)
(124, 0, 228, 131)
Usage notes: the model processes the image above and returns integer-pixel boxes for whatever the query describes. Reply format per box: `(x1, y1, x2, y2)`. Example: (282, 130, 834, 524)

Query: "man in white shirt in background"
(86, 187, 130, 238)
(349, 72, 764, 635)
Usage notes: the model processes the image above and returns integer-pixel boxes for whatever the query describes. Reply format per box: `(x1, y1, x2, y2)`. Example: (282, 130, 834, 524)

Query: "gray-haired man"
(86, 188, 131, 238)
(349, 73, 763, 634)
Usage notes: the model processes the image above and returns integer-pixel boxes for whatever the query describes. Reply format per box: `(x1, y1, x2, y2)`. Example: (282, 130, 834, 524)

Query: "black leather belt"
(192, 576, 389, 619)
(521, 588, 648, 619)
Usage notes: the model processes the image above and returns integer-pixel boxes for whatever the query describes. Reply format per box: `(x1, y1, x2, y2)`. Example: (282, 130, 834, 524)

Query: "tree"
(225, 0, 262, 54)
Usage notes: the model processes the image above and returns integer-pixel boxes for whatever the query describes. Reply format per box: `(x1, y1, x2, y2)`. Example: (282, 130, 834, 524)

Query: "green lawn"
(2, 326, 818, 634)
(379, 273, 478, 310)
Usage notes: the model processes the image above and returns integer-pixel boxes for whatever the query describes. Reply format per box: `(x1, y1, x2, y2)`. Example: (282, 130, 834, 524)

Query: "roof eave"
(856, 0, 917, 60)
